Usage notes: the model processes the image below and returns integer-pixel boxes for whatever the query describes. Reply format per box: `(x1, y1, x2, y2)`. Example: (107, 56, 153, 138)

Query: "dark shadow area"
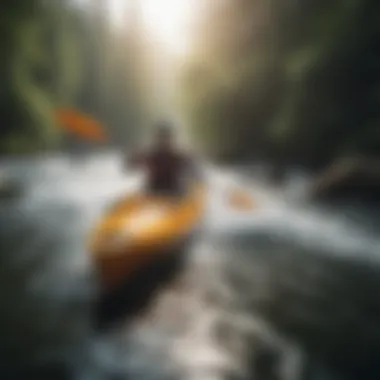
(221, 235, 380, 380)
(93, 240, 191, 333)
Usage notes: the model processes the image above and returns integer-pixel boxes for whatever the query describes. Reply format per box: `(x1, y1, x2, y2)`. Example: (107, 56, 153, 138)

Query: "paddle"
(55, 108, 256, 211)
(56, 108, 107, 143)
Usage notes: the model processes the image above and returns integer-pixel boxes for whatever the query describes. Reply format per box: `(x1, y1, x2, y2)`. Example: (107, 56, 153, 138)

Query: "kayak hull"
(89, 185, 205, 325)
(93, 236, 194, 331)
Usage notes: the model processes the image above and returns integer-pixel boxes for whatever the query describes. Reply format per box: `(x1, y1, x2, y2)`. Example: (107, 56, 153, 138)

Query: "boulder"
(309, 157, 380, 202)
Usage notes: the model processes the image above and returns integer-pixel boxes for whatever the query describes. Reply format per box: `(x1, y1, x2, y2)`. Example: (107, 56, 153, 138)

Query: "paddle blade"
(56, 109, 107, 142)
(227, 188, 256, 211)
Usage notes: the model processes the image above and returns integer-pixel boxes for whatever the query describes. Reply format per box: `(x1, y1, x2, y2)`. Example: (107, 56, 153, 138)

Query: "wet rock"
(308, 157, 380, 202)
(0, 177, 24, 200)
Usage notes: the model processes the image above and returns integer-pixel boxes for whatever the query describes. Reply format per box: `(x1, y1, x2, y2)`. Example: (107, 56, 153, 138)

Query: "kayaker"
(127, 122, 202, 195)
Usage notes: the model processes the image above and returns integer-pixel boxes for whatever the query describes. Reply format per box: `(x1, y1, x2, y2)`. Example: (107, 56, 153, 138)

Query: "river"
(0, 152, 379, 380)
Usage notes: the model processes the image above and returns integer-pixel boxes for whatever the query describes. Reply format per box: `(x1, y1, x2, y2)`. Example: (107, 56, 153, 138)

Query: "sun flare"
(140, 0, 194, 55)
(110, 0, 197, 55)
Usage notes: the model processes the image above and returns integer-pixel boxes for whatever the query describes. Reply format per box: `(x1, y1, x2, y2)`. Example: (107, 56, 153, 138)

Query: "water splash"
(1, 153, 379, 380)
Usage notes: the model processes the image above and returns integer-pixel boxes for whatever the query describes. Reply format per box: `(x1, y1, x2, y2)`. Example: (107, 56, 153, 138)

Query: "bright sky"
(72, 0, 199, 117)
(109, 0, 125, 25)
(70, 0, 195, 55)
(113, 0, 195, 55)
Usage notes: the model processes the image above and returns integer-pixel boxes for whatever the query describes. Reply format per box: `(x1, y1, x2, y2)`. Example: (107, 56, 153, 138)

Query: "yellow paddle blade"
(55, 109, 107, 143)
(227, 188, 256, 210)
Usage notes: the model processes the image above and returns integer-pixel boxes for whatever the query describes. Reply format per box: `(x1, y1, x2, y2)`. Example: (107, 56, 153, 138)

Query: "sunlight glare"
(141, 0, 195, 55)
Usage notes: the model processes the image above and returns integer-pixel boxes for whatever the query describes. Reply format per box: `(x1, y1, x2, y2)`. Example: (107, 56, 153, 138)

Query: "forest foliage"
(177, 0, 380, 168)
(0, 0, 148, 154)
(1, 0, 380, 169)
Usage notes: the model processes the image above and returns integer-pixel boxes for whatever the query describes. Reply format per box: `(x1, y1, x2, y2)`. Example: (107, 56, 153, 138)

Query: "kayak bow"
(89, 185, 205, 292)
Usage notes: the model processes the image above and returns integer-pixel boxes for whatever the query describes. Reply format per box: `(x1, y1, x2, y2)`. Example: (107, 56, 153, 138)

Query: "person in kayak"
(127, 122, 202, 195)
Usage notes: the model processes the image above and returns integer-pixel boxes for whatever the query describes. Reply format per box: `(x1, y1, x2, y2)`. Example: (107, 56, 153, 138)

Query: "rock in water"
(309, 157, 380, 202)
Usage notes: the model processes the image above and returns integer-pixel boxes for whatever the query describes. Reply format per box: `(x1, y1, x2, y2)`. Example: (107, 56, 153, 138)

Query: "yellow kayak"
(89, 185, 206, 292)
